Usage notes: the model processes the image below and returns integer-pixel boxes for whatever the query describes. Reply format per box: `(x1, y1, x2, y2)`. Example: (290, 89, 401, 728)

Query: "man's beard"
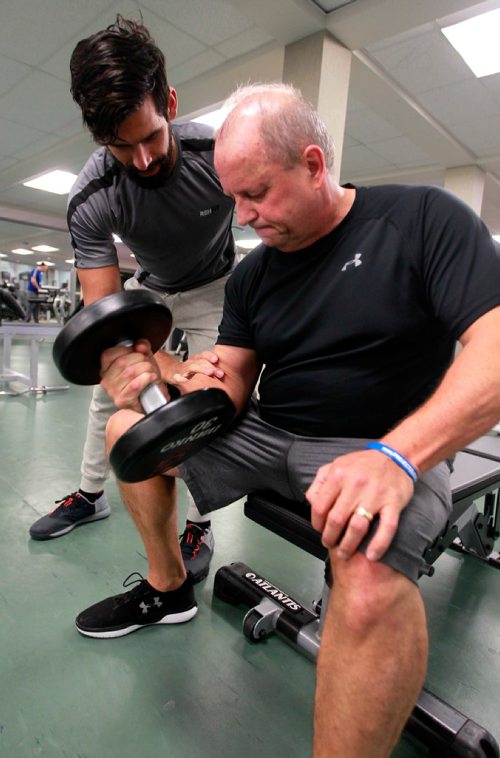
(120, 131, 176, 189)
(125, 154, 173, 189)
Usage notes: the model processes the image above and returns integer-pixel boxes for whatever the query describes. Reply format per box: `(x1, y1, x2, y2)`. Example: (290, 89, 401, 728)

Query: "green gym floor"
(1, 336, 499, 758)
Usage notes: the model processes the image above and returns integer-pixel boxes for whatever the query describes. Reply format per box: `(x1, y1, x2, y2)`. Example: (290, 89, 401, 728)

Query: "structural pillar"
(283, 31, 352, 179)
(445, 166, 488, 361)
(444, 165, 486, 215)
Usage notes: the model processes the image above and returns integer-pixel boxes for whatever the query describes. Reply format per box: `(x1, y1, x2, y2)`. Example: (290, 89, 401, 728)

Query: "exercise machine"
(214, 444, 500, 757)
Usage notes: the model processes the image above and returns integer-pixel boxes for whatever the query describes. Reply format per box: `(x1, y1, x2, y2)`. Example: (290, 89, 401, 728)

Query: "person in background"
(26, 262, 48, 323)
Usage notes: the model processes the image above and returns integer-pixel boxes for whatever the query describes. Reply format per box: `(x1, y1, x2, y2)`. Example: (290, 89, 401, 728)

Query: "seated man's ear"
(303, 145, 326, 186)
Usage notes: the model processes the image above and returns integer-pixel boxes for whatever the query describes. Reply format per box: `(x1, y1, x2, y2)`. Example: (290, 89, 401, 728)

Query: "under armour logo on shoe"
(139, 598, 163, 615)
(341, 253, 362, 271)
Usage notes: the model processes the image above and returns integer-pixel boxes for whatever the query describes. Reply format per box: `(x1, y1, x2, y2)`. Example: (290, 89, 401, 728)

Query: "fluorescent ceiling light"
(11, 248, 33, 255)
(236, 238, 261, 250)
(32, 244, 59, 253)
(65, 259, 75, 264)
(23, 169, 77, 195)
(441, 8, 500, 77)
(0, 253, 7, 258)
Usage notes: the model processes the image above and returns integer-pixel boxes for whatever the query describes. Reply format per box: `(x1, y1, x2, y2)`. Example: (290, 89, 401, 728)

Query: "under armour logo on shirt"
(341, 253, 363, 271)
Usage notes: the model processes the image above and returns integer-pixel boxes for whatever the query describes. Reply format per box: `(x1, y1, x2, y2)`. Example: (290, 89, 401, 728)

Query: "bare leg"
(107, 410, 186, 592)
(314, 552, 428, 757)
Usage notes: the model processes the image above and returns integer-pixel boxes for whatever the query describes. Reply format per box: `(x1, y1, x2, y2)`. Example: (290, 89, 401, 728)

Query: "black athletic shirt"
(217, 184, 500, 438)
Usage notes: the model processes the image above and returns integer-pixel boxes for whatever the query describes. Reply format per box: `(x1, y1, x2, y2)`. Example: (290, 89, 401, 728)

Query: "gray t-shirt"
(67, 121, 235, 292)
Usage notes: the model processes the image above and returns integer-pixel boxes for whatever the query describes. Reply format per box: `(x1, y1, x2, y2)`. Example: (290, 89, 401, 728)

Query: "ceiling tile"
(369, 136, 433, 167)
(0, 184, 68, 214)
(141, 0, 253, 46)
(0, 157, 19, 172)
(345, 107, 401, 144)
(0, 71, 81, 133)
(449, 115, 500, 157)
(342, 133, 360, 148)
(53, 118, 87, 140)
(0, 219, 40, 239)
(0, 55, 32, 97)
(215, 26, 275, 59)
(0, 0, 123, 67)
(0, 118, 57, 157)
(341, 143, 395, 176)
(40, 3, 208, 82)
(418, 78, 500, 126)
(170, 49, 227, 86)
(346, 94, 367, 113)
(13, 134, 64, 162)
(366, 26, 474, 95)
(479, 73, 500, 110)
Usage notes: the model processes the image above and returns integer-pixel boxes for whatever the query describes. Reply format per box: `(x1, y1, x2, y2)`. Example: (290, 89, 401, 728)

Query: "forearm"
(382, 319, 500, 474)
(172, 372, 252, 415)
(166, 345, 259, 415)
(77, 265, 122, 304)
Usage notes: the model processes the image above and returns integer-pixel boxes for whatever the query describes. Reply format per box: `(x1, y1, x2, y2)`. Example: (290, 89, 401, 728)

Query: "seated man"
(76, 84, 500, 757)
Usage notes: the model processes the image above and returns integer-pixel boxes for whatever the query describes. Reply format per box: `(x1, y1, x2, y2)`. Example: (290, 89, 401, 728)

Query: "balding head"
(217, 83, 335, 171)
(213, 84, 346, 253)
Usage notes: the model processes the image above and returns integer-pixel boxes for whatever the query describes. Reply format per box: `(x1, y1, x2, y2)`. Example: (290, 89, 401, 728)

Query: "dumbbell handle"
(117, 339, 168, 415)
(140, 383, 168, 414)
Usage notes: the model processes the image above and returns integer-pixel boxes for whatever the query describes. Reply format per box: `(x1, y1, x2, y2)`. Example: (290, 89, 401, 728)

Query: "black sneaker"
(180, 524, 214, 583)
(75, 573, 197, 639)
(29, 491, 111, 540)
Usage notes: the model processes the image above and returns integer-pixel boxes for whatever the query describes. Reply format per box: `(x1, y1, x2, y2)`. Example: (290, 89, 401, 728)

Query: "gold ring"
(354, 506, 374, 522)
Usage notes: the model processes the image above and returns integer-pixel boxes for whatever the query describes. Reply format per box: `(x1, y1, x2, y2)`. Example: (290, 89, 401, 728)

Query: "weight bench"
(214, 446, 500, 757)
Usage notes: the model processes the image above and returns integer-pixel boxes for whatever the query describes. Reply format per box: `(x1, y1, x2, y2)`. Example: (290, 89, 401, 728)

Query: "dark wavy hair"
(70, 15, 169, 144)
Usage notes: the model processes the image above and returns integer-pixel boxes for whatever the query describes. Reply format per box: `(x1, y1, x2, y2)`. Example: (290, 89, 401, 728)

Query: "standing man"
(78, 84, 500, 756)
(26, 262, 49, 323)
(28, 16, 235, 583)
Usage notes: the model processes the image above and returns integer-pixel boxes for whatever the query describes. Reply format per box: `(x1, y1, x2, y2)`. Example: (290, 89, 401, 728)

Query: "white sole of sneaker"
(76, 604, 198, 639)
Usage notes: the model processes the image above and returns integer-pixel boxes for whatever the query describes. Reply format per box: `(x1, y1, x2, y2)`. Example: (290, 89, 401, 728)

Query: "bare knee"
(328, 552, 419, 635)
(105, 409, 143, 453)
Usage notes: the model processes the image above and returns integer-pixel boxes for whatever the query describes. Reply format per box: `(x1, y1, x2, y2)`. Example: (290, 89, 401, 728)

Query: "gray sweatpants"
(79, 273, 230, 515)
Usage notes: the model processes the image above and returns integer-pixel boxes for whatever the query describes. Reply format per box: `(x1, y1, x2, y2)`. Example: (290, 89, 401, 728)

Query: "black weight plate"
(109, 388, 235, 482)
(53, 290, 172, 385)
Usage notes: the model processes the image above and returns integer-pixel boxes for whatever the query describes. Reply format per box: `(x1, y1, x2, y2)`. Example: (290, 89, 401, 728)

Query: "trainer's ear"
(167, 87, 178, 120)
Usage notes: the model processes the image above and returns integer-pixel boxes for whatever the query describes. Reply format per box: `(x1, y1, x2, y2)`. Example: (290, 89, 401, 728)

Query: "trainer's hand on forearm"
(306, 449, 415, 562)
(100, 339, 167, 412)
(170, 350, 225, 384)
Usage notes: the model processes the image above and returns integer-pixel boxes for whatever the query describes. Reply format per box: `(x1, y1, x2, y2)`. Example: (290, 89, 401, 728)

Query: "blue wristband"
(365, 441, 418, 483)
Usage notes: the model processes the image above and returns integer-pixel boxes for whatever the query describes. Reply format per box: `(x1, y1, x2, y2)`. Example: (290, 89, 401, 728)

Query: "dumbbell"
(52, 290, 235, 482)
